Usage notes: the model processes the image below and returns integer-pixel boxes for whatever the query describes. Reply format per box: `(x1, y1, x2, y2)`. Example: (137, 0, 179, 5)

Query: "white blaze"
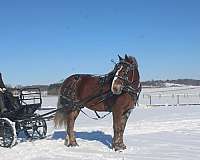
(111, 66, 123, 94)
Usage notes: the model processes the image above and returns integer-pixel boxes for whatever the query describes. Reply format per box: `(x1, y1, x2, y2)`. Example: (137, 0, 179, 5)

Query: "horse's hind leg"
(65, 109, 80, 147)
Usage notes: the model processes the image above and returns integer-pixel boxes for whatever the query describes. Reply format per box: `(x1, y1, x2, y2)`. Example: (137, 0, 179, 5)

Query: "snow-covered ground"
(1, 89, 200, 160)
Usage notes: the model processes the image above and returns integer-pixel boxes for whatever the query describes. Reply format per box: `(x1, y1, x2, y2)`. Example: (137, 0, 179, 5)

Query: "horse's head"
(111, 54, 139, 95)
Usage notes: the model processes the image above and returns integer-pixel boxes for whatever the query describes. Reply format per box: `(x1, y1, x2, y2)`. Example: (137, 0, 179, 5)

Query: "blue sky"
(0, 0, 200, 85)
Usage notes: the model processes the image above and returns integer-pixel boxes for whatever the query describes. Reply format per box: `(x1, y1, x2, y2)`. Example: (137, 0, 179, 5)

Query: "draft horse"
(54, 54, 141, 151)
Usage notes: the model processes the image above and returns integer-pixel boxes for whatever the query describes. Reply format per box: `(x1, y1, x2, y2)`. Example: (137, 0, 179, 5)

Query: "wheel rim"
(0, 118, 16, 147)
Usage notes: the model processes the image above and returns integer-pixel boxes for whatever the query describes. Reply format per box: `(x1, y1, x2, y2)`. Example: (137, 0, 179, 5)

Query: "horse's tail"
(54, 95, 68, 128)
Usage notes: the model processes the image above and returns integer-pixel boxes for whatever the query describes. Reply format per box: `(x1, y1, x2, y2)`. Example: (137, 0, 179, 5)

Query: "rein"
(80, 110, 111, 120)
(51, 59, 141, 121)
(17, 90, 113, 122)
(16, 59, 141, 122)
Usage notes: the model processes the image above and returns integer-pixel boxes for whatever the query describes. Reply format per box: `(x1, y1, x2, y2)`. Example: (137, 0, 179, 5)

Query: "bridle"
(114, 61, 137, 83)
(113, 61, 141, 96)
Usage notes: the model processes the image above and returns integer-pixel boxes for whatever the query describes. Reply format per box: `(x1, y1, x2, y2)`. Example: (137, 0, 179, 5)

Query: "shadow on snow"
(51, 130, 112, 149)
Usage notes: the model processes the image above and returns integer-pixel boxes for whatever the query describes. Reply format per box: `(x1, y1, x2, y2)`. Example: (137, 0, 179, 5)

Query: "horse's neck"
(95, 71, 115, 93)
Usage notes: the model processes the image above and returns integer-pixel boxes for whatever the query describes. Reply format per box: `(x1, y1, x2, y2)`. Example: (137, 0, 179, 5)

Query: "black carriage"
(0, 73, 47, 148)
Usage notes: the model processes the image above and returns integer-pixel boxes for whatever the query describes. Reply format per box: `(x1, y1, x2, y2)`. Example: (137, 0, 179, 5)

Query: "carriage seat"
(0, 89, 21, 115)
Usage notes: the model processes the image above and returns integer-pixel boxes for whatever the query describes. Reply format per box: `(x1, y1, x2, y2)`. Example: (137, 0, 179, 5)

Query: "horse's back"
(60, 74, 97, 95)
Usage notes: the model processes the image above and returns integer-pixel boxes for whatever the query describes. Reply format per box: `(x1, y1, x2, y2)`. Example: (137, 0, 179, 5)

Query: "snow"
(1, 88, 200, 160)
(140, 86, 200, 106)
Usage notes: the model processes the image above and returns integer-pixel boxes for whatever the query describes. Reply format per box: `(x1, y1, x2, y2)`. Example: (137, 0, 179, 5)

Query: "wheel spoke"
(36, 125, 44, 127)
(36, 130, 43, 138)
(22, 119, 47, 139)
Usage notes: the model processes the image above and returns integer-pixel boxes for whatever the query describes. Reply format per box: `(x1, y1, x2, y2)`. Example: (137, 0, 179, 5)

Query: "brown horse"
(54, 54, 141, 151)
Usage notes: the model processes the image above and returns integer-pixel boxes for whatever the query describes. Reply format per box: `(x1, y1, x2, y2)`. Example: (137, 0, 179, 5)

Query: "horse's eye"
(121, 69, 127, 74)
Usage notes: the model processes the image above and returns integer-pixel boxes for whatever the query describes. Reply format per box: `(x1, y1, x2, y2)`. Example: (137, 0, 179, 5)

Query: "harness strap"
(80, 109, 111, 120)
(60, 90, 113, 119)
(95, 111, 101, 118)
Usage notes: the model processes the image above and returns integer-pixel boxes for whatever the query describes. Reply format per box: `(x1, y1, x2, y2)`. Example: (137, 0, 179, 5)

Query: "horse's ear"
(118, 54, 123, 61)
(125, 54, 128, 60)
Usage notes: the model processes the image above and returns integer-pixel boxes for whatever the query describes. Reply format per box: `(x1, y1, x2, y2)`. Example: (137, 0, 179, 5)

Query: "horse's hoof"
(67, 142, 79, 147)
(113, 143, 126, 151)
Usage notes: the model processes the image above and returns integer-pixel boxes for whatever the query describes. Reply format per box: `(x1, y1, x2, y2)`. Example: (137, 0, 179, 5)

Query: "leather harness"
(59, 61, 141, 119)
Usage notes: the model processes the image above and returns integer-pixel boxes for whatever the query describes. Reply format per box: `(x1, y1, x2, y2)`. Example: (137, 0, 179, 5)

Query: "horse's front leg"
(121, 109, 132, 134)
(65, 110, 80, 147)
(112, 110, 127, 151)
(112, 108, 132, 151)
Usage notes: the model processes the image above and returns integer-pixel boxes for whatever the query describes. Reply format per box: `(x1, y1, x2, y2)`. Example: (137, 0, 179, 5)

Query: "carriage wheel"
(24, 119, 47, 139)
(0, 118, 17, 148)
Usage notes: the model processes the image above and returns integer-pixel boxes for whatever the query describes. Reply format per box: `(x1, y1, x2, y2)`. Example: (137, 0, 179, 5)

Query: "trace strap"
(80, 109, 111, 120)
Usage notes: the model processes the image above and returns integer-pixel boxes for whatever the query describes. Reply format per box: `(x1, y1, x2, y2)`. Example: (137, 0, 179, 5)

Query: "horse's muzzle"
(111, 84, 123, 95)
